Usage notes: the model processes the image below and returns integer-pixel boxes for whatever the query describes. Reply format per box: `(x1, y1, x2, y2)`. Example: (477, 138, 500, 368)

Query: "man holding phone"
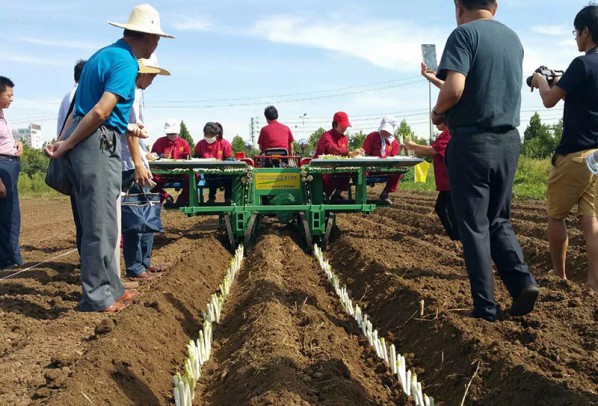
(431, 0, 538, 321)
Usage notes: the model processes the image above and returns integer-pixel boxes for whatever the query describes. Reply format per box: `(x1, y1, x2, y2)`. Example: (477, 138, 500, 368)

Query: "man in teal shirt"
(46, 4, 174, 313)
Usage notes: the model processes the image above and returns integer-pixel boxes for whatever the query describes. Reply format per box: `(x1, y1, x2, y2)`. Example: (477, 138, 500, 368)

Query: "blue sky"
(1, 0, 589, 147)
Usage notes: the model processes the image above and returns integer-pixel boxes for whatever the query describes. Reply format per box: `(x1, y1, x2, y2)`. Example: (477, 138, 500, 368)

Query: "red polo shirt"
(362, 131, 400, 157)
(258, 120, 294, 152)
(151, 136, 191, 159)
(431, 129, 451, 192)
(194, 138, 233, 160)
(314, 128, 348, 157)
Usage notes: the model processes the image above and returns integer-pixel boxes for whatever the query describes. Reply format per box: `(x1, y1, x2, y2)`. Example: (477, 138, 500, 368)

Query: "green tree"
(231, 135, 246, 153)
(395, 119, 428, 145)
(348, 130, 367, 150)
(522, 113, 556, 158)
(307, 127, 326, 151)
(179, 120, 195, 153)
(551, 118, 563, 144)
(19, 145, 50, 178)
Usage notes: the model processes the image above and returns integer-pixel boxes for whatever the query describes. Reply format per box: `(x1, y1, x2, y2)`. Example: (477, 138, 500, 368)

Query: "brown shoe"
(127, 272, 157, 281)
(147, 265, 166, 273)
(99, 300, 132, 313)
(117, 289, 138, 303)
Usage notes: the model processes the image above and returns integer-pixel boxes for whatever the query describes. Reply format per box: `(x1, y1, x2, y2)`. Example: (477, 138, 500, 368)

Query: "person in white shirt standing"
(121, 53, 170, 280)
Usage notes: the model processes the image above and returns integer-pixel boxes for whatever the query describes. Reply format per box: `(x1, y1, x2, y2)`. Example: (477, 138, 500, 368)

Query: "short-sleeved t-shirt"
(314, 129, 348, 157)
(555, 49, 598, 155)
(194, 139, 233, 160)
(151, 137, 191, 159)
(437, 20, 523, 130)
(75, 39, 138, 134)
(431, 129, 451, 192)
(258, 121, 294, 152)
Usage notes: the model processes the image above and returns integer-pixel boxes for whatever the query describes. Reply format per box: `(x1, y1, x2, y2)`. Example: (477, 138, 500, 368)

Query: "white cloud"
(13, 36, 102, 50)
(251, 15, 448, 71)
(530, 25, 570, 36)
(173, 16, 212, 32)
(5, 54, 71, 67)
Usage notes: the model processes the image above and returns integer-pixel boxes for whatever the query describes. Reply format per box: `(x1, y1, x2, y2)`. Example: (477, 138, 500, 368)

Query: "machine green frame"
(150, 157, 422, 251)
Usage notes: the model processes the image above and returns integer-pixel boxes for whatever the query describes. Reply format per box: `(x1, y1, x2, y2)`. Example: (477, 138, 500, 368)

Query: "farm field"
(0, 193, 596, 405)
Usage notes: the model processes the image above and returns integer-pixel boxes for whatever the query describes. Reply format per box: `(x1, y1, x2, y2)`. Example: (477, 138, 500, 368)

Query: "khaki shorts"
(547, 149, 597, 219)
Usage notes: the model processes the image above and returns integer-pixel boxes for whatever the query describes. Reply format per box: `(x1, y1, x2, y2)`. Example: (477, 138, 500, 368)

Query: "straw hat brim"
(138, 65, 171, 76)
(107, 21, 176, 38)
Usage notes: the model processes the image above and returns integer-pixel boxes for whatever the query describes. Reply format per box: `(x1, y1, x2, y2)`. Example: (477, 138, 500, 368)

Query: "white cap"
(164, 119, 181, 134)
(378, 115, 397, 135)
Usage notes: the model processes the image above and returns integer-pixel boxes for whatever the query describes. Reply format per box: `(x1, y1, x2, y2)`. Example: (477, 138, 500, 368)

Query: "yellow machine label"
(255, 173, 301, 190)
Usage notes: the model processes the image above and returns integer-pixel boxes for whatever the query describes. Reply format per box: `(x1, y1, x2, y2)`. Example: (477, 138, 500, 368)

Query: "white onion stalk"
(172, 245, 245, 406)
(390, 345, 397, 374)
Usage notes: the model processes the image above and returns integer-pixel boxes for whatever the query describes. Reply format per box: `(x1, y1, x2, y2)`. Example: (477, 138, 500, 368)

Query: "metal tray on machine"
(149, 159, 248, 169)
(309, 156, 423, 168)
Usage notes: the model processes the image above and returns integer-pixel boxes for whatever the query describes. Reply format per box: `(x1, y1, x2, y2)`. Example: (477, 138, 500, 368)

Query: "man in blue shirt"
(531, 5, 598, 293)
(432, 0, 538, 321)
(46, 4, 174, 313)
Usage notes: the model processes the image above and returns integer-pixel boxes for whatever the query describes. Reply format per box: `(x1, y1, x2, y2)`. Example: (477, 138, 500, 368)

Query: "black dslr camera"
(526, 66, 564, 87)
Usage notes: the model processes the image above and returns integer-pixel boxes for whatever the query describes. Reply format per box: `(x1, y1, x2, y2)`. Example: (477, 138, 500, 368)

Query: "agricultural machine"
(150, 153, 422, 251)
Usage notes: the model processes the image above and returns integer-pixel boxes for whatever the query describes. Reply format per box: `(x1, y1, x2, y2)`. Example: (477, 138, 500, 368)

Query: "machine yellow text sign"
(255, 173, 301, 190)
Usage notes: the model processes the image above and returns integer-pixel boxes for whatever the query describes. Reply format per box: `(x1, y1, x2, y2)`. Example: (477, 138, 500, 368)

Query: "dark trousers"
(206, 175, 232, 200)
(435, 191, 459, 241)
(122, 170, 155, 277)
(64, 123, 124, 311)
(447, 129, 536, 320)
(70, 195, 82, 255)
(0, 156, 23, 268)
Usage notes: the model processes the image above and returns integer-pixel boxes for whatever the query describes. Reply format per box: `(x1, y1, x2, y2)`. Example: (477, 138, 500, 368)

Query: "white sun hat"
(138, 53, 171, 75)
(108, 4, 175, 38)
(164, 119, 181, 134)
(378, 115, 398, 135)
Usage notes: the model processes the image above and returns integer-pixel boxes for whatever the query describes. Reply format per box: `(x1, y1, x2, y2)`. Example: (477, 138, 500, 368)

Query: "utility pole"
(300, 113, 307, 139)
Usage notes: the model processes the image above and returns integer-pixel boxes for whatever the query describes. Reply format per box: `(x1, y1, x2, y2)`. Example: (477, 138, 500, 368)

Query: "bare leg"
(548, 217, 568, 279)
(580, 215, 598, 292)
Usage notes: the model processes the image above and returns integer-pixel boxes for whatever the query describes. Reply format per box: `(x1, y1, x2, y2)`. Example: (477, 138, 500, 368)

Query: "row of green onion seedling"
(313, 245, 435, 406)
(172, 245, 245, 406)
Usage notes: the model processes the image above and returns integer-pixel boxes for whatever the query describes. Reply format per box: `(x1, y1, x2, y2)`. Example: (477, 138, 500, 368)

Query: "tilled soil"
(0, 194, 596, 405)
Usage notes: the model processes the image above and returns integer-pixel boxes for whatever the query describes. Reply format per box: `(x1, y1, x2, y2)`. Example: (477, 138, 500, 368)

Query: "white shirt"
(121, 88, 150, 171)
(57, 84, 77, 137)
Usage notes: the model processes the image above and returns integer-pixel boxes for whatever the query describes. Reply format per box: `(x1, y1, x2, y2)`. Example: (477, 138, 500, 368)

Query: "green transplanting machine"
(150, 154, 422, 251)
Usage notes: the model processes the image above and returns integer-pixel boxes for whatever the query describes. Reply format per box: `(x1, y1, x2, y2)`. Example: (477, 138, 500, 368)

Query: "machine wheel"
(244, 213, 259, 250)
(321, 214, 334, 251)
(297, 212, 313, 253)
(223, 214, 236, 249)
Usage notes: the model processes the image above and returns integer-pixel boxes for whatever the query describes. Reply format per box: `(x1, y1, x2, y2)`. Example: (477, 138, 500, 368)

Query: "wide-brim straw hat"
(108, 4, 175, 38)
(138, 53, 170, 75)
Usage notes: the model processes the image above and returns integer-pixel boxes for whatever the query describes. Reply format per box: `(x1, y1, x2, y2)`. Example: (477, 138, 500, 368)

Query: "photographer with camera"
(529, 5, 598, 293)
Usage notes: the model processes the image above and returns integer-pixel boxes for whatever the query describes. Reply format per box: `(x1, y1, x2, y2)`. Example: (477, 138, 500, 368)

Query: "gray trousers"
(65, 122, 124, 311)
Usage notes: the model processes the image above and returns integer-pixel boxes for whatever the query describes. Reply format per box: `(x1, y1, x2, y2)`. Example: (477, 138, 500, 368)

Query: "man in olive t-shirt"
(432, 0, 538, 321)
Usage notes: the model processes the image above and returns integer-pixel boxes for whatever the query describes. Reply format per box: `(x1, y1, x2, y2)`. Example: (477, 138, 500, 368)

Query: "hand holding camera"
(527, 65, 564, 90)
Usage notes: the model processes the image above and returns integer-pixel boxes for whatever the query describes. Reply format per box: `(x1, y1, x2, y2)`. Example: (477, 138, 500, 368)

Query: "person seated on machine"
(151, 119, 191, 207)
(194, 122, 233, 204)
(258, 105, 294, 154)
(362, 115, 402, 204)
(314, 111, 364, 202)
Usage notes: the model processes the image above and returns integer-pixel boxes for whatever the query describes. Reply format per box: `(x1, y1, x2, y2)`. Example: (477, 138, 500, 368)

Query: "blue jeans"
(0, 156, 23, 268)
(122, 169, 155, 277)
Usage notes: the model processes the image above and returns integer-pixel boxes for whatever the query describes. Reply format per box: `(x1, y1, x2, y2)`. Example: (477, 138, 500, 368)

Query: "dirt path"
(0, 195, 596, 405)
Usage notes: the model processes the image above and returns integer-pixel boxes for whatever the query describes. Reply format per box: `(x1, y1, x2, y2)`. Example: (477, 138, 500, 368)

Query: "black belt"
(0, 154, 19, 161)
(450, 125, 515, 137)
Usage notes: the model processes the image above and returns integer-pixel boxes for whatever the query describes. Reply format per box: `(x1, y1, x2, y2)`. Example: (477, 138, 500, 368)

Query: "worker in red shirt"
(151, 119, 191, 206)
(194, 122, 233, 204)
(258, 105, 294, 154)
(404, 123, 459, 241)
(314, 111, 364, 201)
(362, 115, 402, 203)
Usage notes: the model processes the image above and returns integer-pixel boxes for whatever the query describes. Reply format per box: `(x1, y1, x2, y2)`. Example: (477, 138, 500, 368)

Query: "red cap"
(333, 111, 351, 127)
